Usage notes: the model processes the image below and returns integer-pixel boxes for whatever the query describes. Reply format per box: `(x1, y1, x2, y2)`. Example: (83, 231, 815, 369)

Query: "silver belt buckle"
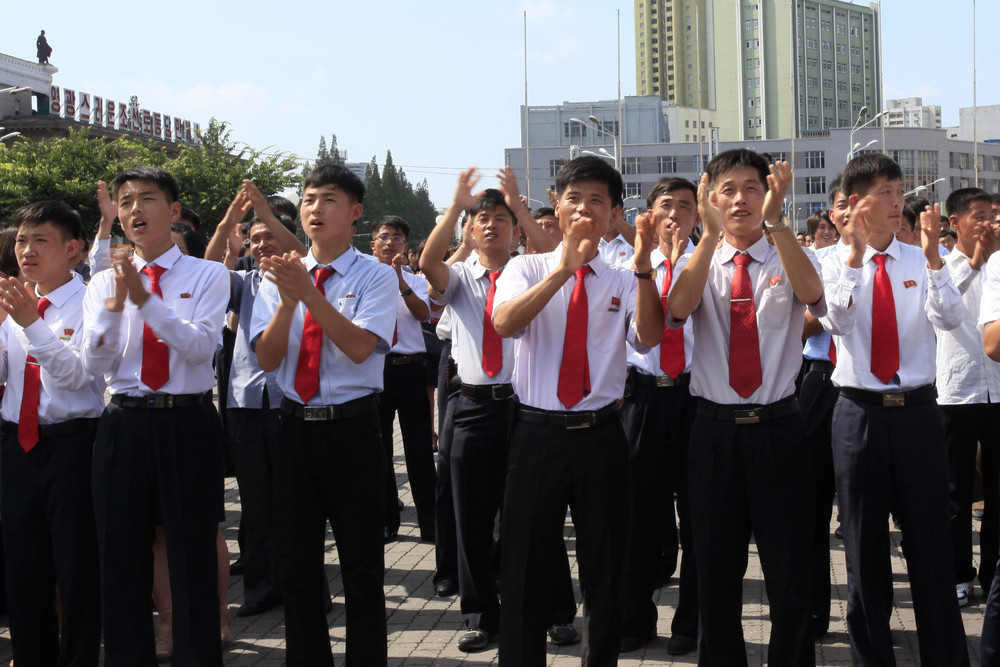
(490, 385, 507, 400)
(655, 375, 676, 387)
(565, 414, 595, 429)
(302, 405, 329, 421)
(883, 393, 906, 408)
(734, 409, 760, 425)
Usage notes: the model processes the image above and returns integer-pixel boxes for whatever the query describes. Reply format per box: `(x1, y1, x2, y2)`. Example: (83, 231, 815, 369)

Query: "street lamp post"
(570, 117, 619, 171)
(848, 108, 885, 162)
(847, 139, 880, 161)
(904, 178, 946, 197)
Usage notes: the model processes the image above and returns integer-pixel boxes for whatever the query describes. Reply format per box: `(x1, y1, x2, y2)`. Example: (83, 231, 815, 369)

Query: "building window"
(837, 81, 847, 92)
(807, 57, 817, 68)
(623, 157, 642, 175)
(836, 23, 846, 34)
(836, 62, 847, 73)
(807, 38, 817, 49)
(821, 41, 832, 52)
(850, 45, 860, 56)
(822, 61, 833, 71)
(624, 182, 642, 199)
(563, 122, 586, 139)
(549, 160, 567, 177)
(836, 43, 846, 54)
(808, 77, 818, 88)
(808, 96, 819, 108)
(805, 151, 825, 169)
(658, 156, 677, 174)
(850, 26, 860, 37)
(821, 20, 831, 31)
(851, 83, 862, 94)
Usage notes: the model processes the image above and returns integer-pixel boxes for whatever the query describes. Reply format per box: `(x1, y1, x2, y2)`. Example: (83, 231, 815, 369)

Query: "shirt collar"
(134, 244, 183, 271)
(35, 272, 85, 310)
(470, 255, 508, 280)
(306, 245, 358, 275)
(650, 247, 669, 269)
(719, 234, 770, 264)
(864, 235, 901, 264)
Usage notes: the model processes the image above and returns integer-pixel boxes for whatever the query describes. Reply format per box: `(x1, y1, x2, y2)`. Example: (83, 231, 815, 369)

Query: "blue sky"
(2, 1, 996, 209)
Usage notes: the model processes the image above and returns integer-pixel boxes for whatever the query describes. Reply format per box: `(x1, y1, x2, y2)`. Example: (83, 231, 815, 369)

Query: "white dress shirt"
(493, 245, 644, 412)
(624, 246, 693, 376)
(82, 244, 230, 397)
(820, 237, 963, 392)
(249, 246, 397, 405)
(228, 269, 283, 410)
(390, 270, 430, 355)
(0, 273, 105, 424)
(935, 249, 1000, 404)
(433, 256, 516, 385)
(598, 234, 635, 266)
(674, 235, 825, 405)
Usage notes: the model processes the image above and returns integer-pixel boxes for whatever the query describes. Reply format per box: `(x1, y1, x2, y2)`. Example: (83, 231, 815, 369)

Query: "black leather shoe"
(457, 628, 492, 652)
(236, 591, 282, 618)
(667, 633, 697, 655)
(547, 624, 580, 646)
(229, 555, 245, 576)
(384, 526, 399, 544)
(619, 635, 645, 653)
(434, 577, 459, 597)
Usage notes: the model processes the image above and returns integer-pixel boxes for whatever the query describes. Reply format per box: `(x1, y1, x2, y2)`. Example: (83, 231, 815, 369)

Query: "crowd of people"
(1, 150, 999, 667)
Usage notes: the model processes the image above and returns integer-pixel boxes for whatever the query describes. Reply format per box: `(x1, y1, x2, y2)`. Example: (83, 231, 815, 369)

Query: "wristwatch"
(634, 269, 655, 280)
(400, 287, 413, 297)
(764, 215, 789, 233)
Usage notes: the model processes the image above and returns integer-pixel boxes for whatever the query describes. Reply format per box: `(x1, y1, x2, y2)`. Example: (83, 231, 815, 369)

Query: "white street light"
(847, 139, 879, 161)
(904, 178, 946, 197)
(0, 87, 30, 95)
(848, 108, 885, 163)
(1, 132, 21, 142)
(569, 117, 619, 170)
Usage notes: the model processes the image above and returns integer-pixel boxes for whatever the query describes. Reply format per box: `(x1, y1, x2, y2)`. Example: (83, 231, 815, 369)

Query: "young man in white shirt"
(821, 153, 967, 665)
(82, 166, 231, 666)
(934, 187, 1000, 606)
(667, 149, 825, 664)
(0, 201, 104, 666)
(492, 155, 663, 666)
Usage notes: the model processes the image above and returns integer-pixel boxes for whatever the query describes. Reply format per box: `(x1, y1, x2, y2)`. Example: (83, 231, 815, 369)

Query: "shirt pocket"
(170, 297, 196, 322)
(755, 282, 791, 331)
(336, 296, 358, 321)
(589, 307, 626, 352)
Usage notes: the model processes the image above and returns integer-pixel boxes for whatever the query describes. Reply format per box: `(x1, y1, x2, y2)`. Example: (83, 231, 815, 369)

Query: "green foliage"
(0, 119, 301, 239)
(360, 151, 438, 245)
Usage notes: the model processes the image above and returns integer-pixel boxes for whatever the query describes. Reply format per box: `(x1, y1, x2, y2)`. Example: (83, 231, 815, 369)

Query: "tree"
(360, 151, 438, 244)
(0, 119, 301, 239)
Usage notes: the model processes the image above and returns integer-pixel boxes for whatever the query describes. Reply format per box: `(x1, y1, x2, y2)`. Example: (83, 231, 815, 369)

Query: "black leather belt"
(632, 371, 691, 388)
(386, 353, 425, 366)
(461, 383, 515, 401)
(517, 403, 621, 430)
(697, 396, 799, 425)
(4, 417, 100, 439)
(111, 393, 209, 409)
(805, 360, 835, 375)
(839, 385, 937, 408)
(280, 395, 377, 421)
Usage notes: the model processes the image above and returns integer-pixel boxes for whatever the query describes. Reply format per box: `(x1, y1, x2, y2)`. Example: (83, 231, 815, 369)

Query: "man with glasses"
(370, 216, 437, 543)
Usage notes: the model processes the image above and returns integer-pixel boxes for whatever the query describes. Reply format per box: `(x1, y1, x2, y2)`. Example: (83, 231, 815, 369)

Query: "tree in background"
(0, 119, 301, 238)
(361, 150, 438, 243)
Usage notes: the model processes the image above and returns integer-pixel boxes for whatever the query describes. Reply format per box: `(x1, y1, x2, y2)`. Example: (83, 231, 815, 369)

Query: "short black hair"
(646, 177, 698, 209)
(941, 228, 958, 240)
(555, 156, 624, 208)
(13, 200, 85, 242)
(267, 195, 298, 220)
(243, 214, 296, 237)
(706, 149, 770, 190)
(178, 206, 201, 229)
(840, 154, 903, 198)
(171, 222, 206, 258)
(109, 166, 180, 203)
(902, 195, 930, 231)
(532, 206, 555, 219)
(469, 189, 517, 223)
(828, 175, 844, 206)
(945, 187, 993, 218)
(806, 210, 833, 237)
(371, 214, 409, 239)
(303, 164, 365, 204)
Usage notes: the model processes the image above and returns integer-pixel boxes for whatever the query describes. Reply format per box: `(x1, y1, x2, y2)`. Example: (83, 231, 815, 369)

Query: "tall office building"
(635, 0, 715, 110)
(715, 0, 881, 141)
(638, 1, 882, 142)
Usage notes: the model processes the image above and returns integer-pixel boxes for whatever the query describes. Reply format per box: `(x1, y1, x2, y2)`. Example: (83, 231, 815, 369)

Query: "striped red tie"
(557, 266, 591, 408)
(728, 253, 762, 398)
(19, 297, 51, 452)
(294, 267, 335, 402)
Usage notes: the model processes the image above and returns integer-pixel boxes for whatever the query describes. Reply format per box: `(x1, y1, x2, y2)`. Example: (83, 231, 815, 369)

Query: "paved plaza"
(0, 423, 990, 665)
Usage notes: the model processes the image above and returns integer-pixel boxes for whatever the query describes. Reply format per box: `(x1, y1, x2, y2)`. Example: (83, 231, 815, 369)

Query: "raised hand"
(452, 167, 484, 212)
(0, 276, 40, 327)
(762, 161, 792, 224)
(697, 173, 723, 238)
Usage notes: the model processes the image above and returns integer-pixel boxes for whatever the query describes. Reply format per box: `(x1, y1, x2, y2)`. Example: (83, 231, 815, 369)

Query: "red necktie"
(294, 267, 335, 402)
(557, 266, 591, 408)
(481, 271, 502, 377)
(659, 259, 685, 378)
(828, 338, 837, 366)
(729, 253, 762, 398)
(141, 265, 169, 391)
(19, 297, 51, 452)
(870, 254, 899, 384)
